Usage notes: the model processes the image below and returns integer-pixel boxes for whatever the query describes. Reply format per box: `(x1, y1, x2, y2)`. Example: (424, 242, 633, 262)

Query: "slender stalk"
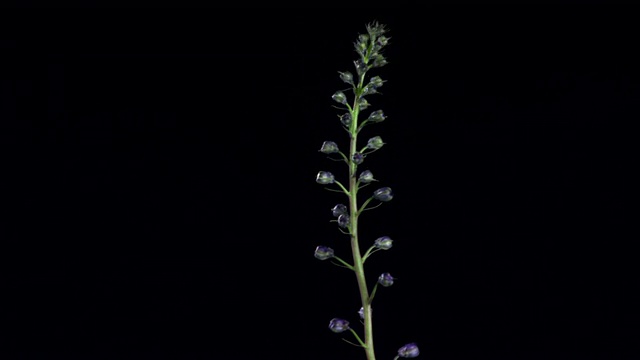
(349, 72, 376, 360)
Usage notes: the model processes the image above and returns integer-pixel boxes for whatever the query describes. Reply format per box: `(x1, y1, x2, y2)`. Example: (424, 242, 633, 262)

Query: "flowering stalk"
(315, 22, 419, 360)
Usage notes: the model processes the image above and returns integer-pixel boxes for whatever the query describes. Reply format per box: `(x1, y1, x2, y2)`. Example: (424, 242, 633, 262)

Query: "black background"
(2, 7, 638, 360)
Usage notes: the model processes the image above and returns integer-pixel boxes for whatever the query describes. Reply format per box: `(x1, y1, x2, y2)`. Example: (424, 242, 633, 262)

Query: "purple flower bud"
(378, 272, 395, 287)
(331, 204, 348, 217)
(314, 246, 334, 260)
(337, 214, 350, 228)
(367, 110, 386, 123)
(339, 112, 352, 127)
(352, 152, 364, 165)
(397, 343, 420, 358)
(367, 136, 385, 150)
(358, 170, 375, 184)
(328, 318, 350, 333)
(339, 71, 354, 85)
(373, 187, 393, 201)
(316, 171, 335, 185)
(319, 141, 339, 154)
(332, 91, 347, 105)
(374, 236, 393, 250)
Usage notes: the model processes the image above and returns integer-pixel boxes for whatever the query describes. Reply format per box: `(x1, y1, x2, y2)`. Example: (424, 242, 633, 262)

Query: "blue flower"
(331, 204, 348, 217)
(373, 187, 393, 201)
(378, 272, 395, 287)
(328, 318, 350, 333)
(367, 110, 386, 123)
(358, 170, 375, 184)
(332, 91, 347, 105)
(352, 152, 364, 165)
(337, 214, 350, 228)
(374, 236, 393, 250)
(314, 246, 335, 260)
(397, 343, 420, 358)
(319, 141, 339, 154)
(367, 136, 385, 150)
(316, 171, 335, 185)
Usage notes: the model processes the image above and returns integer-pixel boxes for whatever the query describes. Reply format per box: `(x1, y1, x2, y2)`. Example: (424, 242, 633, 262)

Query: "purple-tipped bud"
(328, 318, 350, 333)
(314, 246, 334, 260)
(374, 236, 393, 250)
(316, 171, 335, 185)
(373, 187, 393, 201)
(367, 110, 386, 123)
(337, 214, 350, 228)
(378, 272, 395, 287)
(368, 75, 385, 89)
(319, 141, 339, 154)
(331, 204, 348, 217)
(397, 343, 420, 358)
(358, 97, 370, 110)
(339, 112, 352, 127)
(352, 152, 364, 165)
(339, 71, 354, 86)
(332, 91, 347, 105)
(358, 170, 375, 184)
(367, 136, 385, 150)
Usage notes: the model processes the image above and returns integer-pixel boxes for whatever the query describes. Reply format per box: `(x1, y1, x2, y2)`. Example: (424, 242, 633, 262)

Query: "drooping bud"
(339, 112, 352, 127)
(374, 236, 393, 250)
(358, 170, 375, 184)
(314, 246, 334, 260)
(368, 76, 384, 89)
(358, 97, 370, 110)
(352, 152, 364, 165)
(372, 55, 388, 68)
(397, 343, 420, 358)
(373, 187, 393, 201)
(328, 318, 350, 333)
(354, 59, 367, 76)
(332, 91, 347, 105)
(337, 214, 350, 228)
(367, 136, 385, 150)
(361, 85, 378, 96)
(319, 141, 339, 154)
(339, 71, 354, 86)
(367, 110, 386, 123)
(331, 204, 348, 217)
(316, 171, 335, 185)
(378, 272, 395, 287)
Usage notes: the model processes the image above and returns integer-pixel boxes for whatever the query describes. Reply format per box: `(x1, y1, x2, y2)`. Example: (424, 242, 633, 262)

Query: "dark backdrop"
(2, 8, 638, 360)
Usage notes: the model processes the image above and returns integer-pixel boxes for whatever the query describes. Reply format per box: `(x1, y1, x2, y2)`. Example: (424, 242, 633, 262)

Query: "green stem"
(349, 69, 376, 360)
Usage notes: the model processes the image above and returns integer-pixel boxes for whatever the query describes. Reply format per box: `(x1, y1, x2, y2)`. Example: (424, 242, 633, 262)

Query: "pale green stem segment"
(348, 328, 367, 348)
(348, 47, 378, 360)
(331, 255, 354, 270)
